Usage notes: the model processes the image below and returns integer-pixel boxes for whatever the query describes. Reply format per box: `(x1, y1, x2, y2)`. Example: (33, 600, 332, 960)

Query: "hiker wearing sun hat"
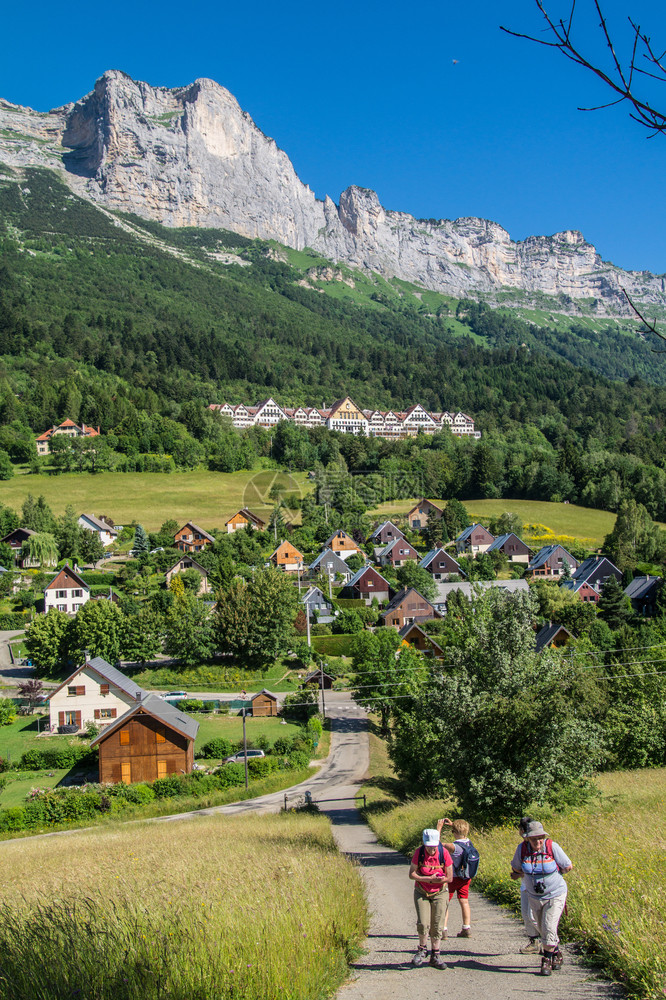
(510, 820, 573, 976)
(409, 828, 453, 970)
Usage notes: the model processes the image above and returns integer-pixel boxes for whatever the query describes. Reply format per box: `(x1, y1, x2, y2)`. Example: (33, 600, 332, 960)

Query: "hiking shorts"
(414, 885, 446, 940)
(448, 877, 471, 900)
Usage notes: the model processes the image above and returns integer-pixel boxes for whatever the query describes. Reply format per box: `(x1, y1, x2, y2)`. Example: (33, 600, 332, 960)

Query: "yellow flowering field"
(0, 811, 366, 1000)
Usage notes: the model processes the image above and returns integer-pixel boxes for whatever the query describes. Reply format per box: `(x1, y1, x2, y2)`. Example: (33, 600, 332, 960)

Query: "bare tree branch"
(622, 288, 666, 353)
(501, 1, 666, 134)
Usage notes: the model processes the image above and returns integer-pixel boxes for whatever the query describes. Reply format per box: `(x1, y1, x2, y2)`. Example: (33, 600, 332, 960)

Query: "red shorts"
(448, 877, 471, 900)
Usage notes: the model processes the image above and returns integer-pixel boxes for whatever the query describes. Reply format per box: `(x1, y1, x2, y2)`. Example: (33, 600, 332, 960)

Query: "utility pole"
(328, 572, 332, 601)
(306, 605, 311, 647)
(242, 708, 249, 789)
(320, 660, 326, 720)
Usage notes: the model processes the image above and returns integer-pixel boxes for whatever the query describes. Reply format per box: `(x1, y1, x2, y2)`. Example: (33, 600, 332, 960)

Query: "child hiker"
(438, 817, 478, 938)
(409, 828, 453, 969)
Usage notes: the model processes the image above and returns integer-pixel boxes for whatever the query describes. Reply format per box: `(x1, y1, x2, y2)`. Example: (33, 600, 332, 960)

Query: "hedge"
(78, 572, 119, 587)
(333, 598, 366, 609)
(0, 614, 29, 630)
(18, 745, 97, 771)
(311, 634, 357, 656)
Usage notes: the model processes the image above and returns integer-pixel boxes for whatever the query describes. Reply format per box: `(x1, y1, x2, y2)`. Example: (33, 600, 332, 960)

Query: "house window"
(56, 590, 67, 599)
(155, 727, 166, 743)
(57, 604, 67, 612)
(100, 684, 109, 695)
(68, 686, 78, 696)
(157, 761, 167, 779)
(65, 711, 77, 725)
(120, 729, 130, 746)
(120, 762, 131, 783)
(392, 617, 400, 625)
(100, 708, 116, 719)
(72, 589, 83, 598)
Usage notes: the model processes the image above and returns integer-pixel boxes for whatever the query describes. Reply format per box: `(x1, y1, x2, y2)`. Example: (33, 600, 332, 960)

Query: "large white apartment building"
(210, 396, 480, 439)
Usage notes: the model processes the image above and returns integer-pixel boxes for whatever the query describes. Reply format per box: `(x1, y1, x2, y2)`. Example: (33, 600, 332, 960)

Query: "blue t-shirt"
(511, 840, 571, 900)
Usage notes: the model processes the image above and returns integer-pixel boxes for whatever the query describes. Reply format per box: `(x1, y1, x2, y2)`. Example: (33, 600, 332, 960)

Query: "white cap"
(422, 828, 440, 846)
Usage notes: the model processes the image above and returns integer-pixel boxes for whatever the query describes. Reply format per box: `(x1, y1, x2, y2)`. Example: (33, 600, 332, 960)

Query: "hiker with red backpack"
(510, 820, 573, 976)
(409, 828, 453, 969)
(437, 817, 480, 938)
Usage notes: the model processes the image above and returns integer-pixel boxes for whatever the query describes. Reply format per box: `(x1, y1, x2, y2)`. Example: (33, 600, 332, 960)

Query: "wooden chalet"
(340, 565, 392, 604)
(302, 669, 336, 690)
(308, 549, 353, 583)
(560, 579, 599, 603)
(419, 547, 465, 581)
(270, 540, 304, 574)
(486, 532, 533, 564)
(535, 623, 572, 653)
(527, 545, 579, 580)
(455, 524, 495, 557)
(378, 537, 420, 569)
(398, 621, 446, 658)
(572, 555, 622, 593)
(370, 521, 405, 547)
(0, 527, 38, 568)
(407, 499, 444, 530)
(91, 694, 198, 784)
(380, 588, 442, 629)
(225, 508, 267, 534)
(251, 690, 279, 717)
(323, 529, 363, 561)
(165, 555, 211, 595)
(174, 522, 215, 553)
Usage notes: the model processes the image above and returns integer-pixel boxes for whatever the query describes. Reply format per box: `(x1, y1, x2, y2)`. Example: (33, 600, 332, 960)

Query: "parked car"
(222, 749, 266, 764)
(164, 691, 188, 699)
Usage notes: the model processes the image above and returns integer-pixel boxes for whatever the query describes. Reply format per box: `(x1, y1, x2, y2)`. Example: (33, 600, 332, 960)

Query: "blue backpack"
(454, 840, 480, 879)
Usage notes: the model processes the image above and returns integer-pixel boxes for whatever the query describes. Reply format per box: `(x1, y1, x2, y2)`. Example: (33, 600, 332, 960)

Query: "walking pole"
(242, 708, 249, 789)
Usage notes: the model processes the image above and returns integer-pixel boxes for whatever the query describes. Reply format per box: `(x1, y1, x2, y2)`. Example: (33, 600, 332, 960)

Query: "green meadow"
(0, 468, 311, 531)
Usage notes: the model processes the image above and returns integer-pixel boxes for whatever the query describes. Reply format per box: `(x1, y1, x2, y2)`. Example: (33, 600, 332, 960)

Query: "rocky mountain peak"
(0, 71, 663, 313)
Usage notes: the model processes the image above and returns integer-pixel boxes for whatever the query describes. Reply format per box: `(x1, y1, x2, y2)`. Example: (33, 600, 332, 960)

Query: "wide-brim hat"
(524, 821, 548, 838)
(422, 828, 440, 846)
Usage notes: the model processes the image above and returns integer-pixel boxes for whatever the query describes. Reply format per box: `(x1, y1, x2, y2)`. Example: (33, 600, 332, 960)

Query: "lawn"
(127, 661, 304, 693)
(369, 497, 623, 547)
(194, 713, 302, 748)
(0, 468, 311, 531)
(0, 811, 367, 1000)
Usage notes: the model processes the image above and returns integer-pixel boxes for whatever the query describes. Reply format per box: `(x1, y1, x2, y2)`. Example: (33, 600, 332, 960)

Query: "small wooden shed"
(90, 694, 199, 784)
(251, 689, 279, 717)
(302, 669, 336, 690)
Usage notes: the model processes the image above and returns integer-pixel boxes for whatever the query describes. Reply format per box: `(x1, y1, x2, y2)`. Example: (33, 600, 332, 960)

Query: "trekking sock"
(462, 925, 471, 929)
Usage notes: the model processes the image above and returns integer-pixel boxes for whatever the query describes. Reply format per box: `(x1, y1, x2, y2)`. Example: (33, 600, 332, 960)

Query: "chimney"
(84, 649, 91, 664)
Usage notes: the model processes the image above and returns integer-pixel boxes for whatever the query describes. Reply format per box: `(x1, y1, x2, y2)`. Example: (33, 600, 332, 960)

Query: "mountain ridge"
(1, 69, 665, 315)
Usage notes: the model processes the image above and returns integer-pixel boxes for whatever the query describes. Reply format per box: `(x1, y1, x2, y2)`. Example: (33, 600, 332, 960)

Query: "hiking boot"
(457, 928, 472, 938)
(520, 937, 540, 954)
(551, 949, 563, 970)
(540, 954, 553, 977)
(411, 947, 428, 967)
(430, 951, 447, 969)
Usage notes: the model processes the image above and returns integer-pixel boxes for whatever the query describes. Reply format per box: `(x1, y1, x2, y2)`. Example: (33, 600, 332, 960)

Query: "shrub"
(286, 750, 310, 770)
(0, 806, 26, 831)
(0, 698, 17, 726)
(107, 782, 156, 805)
(202, 701, 216, 713)
(0, 613, 29, 630)
(179, 699, 204, 712)
(282, 689, 318, 721)
(255, 734, 271, 751)
(272, 736, 294, 755)
(212, 763, 246, 787)
(247, 756, 280, 778)
(306, 716, 323, 742)
(18, 745, 96, 771)
(198, 737, 234, 760)
(151, 775, 186, 798)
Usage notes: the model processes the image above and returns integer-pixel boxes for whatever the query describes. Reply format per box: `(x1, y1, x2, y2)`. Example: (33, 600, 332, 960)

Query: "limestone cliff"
(0, 70, 663, 311)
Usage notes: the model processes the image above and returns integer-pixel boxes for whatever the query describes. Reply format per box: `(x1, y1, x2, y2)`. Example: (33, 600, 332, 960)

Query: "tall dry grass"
(0, 811, 366, 999)
(363, 768, 666, 1000)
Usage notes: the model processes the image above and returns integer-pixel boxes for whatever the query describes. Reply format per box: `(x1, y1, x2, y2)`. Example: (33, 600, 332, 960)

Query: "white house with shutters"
(44, 565, 90, 615)
(48, 655, 144, 731)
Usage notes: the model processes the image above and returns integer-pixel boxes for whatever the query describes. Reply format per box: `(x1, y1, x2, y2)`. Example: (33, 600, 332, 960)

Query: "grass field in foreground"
(360, 734, 666, 1000)
(0, 811, 367, 999)
(370, 497, 621, 546)
(0, 468, 311, 531)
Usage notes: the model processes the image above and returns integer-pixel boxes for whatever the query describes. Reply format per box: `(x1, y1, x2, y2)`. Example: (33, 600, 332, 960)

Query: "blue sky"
(2, 0, 665, 273)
